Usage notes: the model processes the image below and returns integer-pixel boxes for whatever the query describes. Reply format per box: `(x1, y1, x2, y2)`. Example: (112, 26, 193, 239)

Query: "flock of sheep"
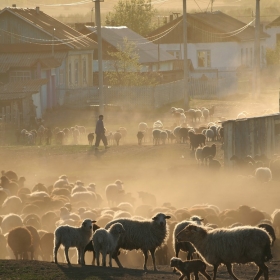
(0, 167, 280, 280)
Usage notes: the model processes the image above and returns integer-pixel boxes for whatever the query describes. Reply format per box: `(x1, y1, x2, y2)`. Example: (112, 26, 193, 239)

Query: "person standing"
(95, 115, 108, 149)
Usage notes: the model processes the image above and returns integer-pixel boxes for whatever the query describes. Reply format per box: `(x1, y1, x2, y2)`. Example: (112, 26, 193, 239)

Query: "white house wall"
(265, 26, 280, 50)
(160, 41, 267, 71)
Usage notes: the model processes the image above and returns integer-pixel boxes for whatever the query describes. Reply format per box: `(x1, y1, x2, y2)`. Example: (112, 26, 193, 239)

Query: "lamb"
(53, 219, 96, 265)
(201, 144, 216, 163)
(88, 133, 94, 146)
(255, 167, 272, 183)
(7, 226, 34, 260)
(105, 213, 171, 271)
(188, 131, 206, 150)
(93, 223, 125, 267)
(170, 257, 211, 280)
(176, 224, 273, 280)
(173, 216, 204, 265)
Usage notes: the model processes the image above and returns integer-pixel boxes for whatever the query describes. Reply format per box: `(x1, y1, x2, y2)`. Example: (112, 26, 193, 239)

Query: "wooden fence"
(63, 77, 218, 109)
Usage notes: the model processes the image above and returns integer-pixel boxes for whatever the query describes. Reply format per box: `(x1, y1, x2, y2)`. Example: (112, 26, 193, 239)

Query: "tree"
(105, 0, 157, 36)
(266, 43, 280, 65)
(105, 37, 159, 86)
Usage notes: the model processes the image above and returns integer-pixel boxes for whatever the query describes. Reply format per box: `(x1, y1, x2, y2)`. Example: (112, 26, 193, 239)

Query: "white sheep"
(53, 219, 96, 265)
(53, 175, 69, 188)
(105, 180, 123, 206)
(105, 212, 171, 271)
(255, 167, 272, 183)
(176, 224, 272, 280)
(93, 223, 125, 267)
(1, 214, 23, 234)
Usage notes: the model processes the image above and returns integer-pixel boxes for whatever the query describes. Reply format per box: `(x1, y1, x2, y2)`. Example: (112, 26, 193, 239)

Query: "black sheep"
(201, 144, 216, 163)
(188, 131, 206, 150)
(137, 131, 145, 145)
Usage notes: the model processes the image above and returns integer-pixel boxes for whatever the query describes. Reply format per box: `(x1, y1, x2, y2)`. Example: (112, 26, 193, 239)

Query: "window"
(74, 60, 79, 85)
(68, 62, 72, 85)
(82, 58, 87, 85)
(197, 50, 211, 68)
(59, 69, 64, 86)
(10, 71, 31, 82)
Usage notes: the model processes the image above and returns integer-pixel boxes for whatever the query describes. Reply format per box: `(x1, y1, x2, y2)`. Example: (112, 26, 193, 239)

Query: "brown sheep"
(26, 226, 41, 260)
(7, 227, 33, 260)
(170, 257, 211, 280)
(1, 170, 18, 181)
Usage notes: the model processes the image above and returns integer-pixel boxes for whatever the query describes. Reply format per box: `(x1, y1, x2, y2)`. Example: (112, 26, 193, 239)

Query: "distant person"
(95, 115, 109, 149)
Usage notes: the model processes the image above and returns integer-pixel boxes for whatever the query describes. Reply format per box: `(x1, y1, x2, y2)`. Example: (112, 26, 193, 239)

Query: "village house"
(148, 11, 270, 94)
(0, 6, 96, 125)
(265, 16, 280, 50)
(78, 25, 180, 84)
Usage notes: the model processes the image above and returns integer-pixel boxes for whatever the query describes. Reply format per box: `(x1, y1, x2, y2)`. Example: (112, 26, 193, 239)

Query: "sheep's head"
(110, 223, 125, 235)
(82, 219, 96, 230)
(170, 257, 182, 268)
(190, 215, 204, 225)
(152, 213, 171, 228)
(176, 224, 207, 243)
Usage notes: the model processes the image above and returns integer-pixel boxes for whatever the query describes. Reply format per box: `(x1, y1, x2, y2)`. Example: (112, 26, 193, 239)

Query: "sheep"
(176, 224, 273, 280)
(178, 127, 189, 143)
(208, 155, 221, 170)
(1, 170, 18, 181)
(205, 129, 214, 142)
(83, 224, 101, 264)
(93, 223, 125, 267)
(195, 110, 202, 122)
(26, 225, 41, 260)
(138, 122, 148, 132)
(188, 131, 206, 150)
(255, 167, 272, 183)
(53, 175, 69, 189)
(88, 133, 94, 146)
(170, 257, 211, 280)
(7, 226, 34, 260)
(138, 191, 157, 206)
(105, 213, 171, 271)
(56, 131, 65, 145)
(113, 131, 122, 146)
(53, 219, 96, 265)
(201, 144, 216, 163)
(257, 223, 276, 246)
(173, 216, 204, 267)
(137, 131, 145, 145)
(73, 128, 80, 144)
(0, 176, 19, 195)
(153, 129, 161, 145)
(105, 180, 123, 206)
(153, 120, 163, 129)
(202, 109, 209, 122)
(195, 147, 203, 164)
(160, 130, 168, 144)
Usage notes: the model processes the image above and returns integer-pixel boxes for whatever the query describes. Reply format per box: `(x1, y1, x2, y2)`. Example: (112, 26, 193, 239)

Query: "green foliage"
(105, 37, 158, 86)
(266, 43, 280, 65)
(105, 0, 157, 36)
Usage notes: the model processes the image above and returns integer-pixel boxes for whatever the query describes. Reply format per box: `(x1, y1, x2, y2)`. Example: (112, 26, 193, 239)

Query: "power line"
(193, 0, 203, 12)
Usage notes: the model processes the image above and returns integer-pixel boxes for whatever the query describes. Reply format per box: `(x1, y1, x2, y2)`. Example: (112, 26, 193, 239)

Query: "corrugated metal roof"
(148, 11, 269, 43)
(0, 7, 97, 50)
(0, 52, 67, 73)
(266, 16, 280, 28)
(0, 79, 47, 94)
(85, 26, 176, 63)
(221, 113, 280, 124)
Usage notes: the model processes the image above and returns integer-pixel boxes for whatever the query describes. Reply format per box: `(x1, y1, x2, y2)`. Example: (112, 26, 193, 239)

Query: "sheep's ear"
(165, 215, 171, 219)
(82, 222, 85, 227)
(152, 216, 157, 221)
(199, 218, 204, 221)
(91, 220, 96, 223)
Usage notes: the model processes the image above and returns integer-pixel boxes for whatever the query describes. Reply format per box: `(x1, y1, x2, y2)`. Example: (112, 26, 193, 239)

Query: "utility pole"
(183, 0, 189, 109)
(94, 0, 104, 114)
(253, 0, 261, 97)
(211, 0, 214, 12)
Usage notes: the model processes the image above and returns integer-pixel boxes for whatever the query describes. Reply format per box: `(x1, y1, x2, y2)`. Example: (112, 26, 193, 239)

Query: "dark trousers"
(95, 133, 108, 147)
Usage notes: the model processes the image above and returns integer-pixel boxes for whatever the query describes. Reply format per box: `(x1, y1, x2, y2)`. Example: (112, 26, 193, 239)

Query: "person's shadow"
(88, 147, 108, 159)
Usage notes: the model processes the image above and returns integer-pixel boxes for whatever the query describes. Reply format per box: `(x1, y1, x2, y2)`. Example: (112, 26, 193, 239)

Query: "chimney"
(36, 6, 40, 14)
(12, 4, 16, 7)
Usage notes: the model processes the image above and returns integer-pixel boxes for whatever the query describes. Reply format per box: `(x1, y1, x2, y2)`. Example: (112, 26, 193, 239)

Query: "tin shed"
(222, 114, 280, 165)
